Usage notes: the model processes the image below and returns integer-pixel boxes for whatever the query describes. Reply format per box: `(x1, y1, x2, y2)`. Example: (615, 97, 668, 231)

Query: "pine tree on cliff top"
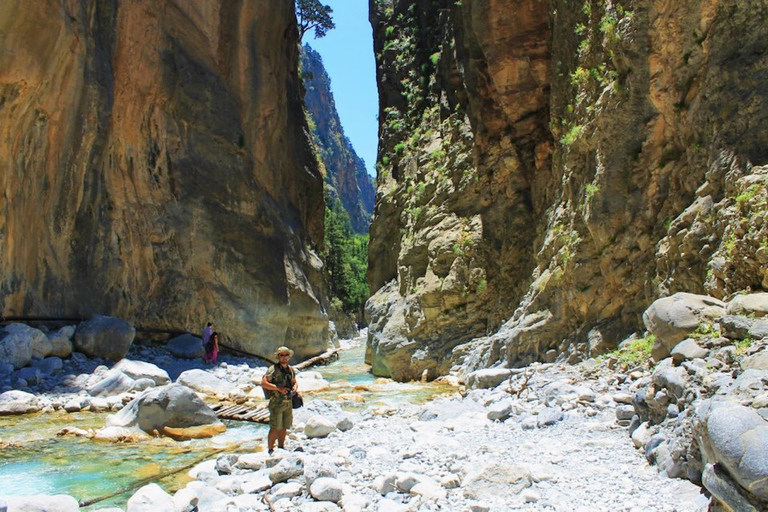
(297, 0, 336, 41)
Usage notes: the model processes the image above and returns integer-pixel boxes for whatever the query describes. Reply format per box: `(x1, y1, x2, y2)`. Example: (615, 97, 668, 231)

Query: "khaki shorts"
(268, 398, 293, 430)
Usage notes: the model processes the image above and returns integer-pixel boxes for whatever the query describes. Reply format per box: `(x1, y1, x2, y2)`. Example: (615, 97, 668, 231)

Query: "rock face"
(366, 0, 768, 380)
(301, 44, 375, 234)
(0, 1, 328, 361)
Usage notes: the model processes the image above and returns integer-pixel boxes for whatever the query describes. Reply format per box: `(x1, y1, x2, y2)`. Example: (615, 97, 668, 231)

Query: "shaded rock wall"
(0, 0, 329, 360)
(367, 0, 768, 380)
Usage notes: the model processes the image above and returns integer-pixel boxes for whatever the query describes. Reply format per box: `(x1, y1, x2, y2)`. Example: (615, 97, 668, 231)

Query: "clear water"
(309, 343, 454, 410)
(0, 340, 453, 508)
(0, 412, 267, 508)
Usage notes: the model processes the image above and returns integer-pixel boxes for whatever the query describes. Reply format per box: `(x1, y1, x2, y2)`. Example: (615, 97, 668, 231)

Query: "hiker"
(202, 322, 213, 363)
(204, 331, 219, 364)
(202, 322, 213, 346)
(261, 346, 298, 454)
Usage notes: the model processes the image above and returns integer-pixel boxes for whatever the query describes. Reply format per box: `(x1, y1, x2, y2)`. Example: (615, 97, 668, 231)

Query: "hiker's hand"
(278, 386, 289, 395)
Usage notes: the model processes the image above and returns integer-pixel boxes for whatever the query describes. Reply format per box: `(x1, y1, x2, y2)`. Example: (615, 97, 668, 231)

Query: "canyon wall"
(0, 0, 329, 360)
(366, 0, 768, 380)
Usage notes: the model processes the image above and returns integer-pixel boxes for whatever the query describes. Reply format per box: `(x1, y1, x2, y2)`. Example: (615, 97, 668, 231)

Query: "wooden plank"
(294, 348, 341, 370)
(243, 409, 267, 420)
(210, 401, 270, 423)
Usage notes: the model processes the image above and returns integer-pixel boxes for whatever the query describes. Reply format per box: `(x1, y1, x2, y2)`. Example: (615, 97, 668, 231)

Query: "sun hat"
(275, 346, 294, 357)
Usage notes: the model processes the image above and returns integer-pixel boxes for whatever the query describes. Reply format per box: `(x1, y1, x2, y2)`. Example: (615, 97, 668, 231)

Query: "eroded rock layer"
(0, 0, 328, 359)
(367, 0, 768, 380)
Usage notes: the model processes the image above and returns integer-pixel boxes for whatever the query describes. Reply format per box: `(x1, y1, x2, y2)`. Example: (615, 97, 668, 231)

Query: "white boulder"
(304, 415, 337, 438)
(113, 359, 171, 386)
(126, 483, 175, 512)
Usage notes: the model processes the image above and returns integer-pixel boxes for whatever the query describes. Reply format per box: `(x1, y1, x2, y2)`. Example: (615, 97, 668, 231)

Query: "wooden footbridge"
(210, 402, 270, 423)
(209, 348, 340, 423)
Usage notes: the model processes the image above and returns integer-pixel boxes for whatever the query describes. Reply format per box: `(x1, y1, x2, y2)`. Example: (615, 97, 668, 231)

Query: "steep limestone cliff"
(0, 0, 329, 360)
(301, 44, 375, 234)
(367, 0, 768, 380)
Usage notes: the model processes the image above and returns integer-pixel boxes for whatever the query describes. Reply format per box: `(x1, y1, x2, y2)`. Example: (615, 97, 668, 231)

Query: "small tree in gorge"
(297, 0, 335, 41)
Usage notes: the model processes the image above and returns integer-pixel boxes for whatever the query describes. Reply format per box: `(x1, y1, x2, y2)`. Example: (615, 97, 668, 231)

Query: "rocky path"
(111, 358, 710, 512)
(2, 335, 712, 511)
(271, 362, 707, 512)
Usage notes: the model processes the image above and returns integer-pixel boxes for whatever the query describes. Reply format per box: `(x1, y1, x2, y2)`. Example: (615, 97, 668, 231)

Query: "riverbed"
(0, 338, 451, 508)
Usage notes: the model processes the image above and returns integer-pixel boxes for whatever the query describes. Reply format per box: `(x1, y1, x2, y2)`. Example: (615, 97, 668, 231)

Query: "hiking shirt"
(266, 364, 294, 404)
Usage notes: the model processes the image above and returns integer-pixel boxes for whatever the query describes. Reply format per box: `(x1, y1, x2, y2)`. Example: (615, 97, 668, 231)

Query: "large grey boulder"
(3, 324, 50, 360)
(268, 454, 305, 483)
(46, 327, 74, 358)
(0, 390, 41, 415)
(465, 368, 513, 389)
(33, 357, 63, 376)
(74, 315, 136, 361)
(105, 383, 224, 438)
(87, 368, 137, 397)
(670, 339, 709, 364)
(113, 359, 171, 386)
(304, 415, 337, 438)
(643, 293, 726, 361)
(166, 334, 205, 359)
(703, 463, 764, 512)
(304, 459, 339, 487)
(126, 483, 175, 512)
(728, 293, 768, 318)
(176, 369, 238, 397)
(310, 477, 344, 503)
(0, 330, 34, 370)
(15, 367, 41, 387)
(720, 315, 753, 340)
(742, 350, 768, 372)
(750, 320, 768, 341)
(699, 400, 768, 502)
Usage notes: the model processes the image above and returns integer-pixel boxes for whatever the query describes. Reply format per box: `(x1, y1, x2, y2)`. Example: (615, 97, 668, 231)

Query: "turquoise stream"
(0, 343, 452, 509)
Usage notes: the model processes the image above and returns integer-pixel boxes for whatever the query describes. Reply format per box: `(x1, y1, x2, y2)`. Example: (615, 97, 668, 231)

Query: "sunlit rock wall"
(367, 0, 768, 380)
(0, 0, 329, 360)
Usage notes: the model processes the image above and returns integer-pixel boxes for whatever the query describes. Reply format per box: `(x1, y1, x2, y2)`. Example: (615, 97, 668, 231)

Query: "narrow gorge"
(2, 1, 768, 511)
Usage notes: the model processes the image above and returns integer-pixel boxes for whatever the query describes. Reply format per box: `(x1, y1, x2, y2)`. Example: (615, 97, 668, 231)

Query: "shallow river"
(0, 342, 451, 508)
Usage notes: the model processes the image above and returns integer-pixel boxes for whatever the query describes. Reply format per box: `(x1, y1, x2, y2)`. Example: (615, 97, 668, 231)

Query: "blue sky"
(307, 0, 378, 177)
